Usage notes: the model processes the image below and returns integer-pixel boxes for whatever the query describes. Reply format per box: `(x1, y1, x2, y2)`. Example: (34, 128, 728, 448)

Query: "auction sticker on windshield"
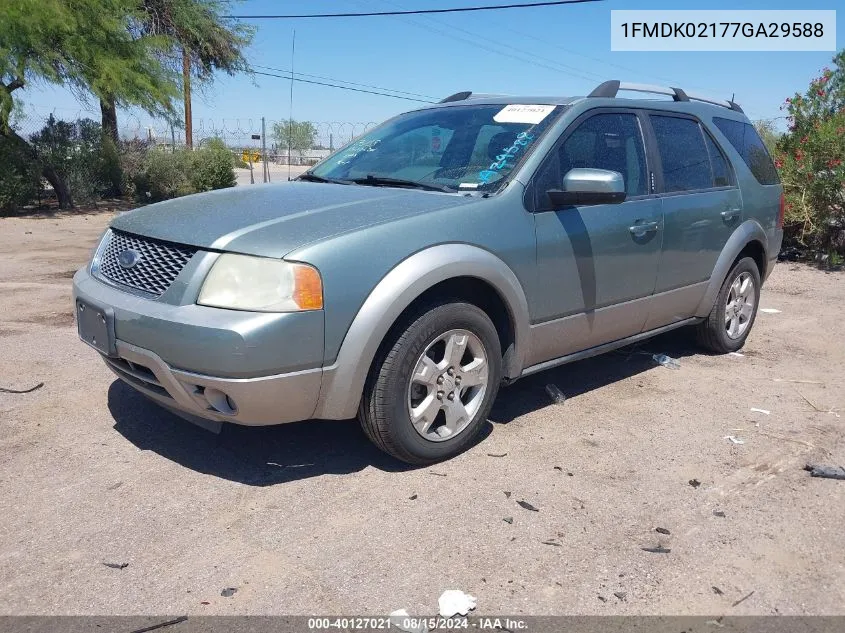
(493, 104, 556, 124)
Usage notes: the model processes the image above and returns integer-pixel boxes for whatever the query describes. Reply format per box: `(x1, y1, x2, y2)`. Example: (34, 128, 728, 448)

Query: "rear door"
(527, 109, 663, 364)
(643, 112, 741, 330)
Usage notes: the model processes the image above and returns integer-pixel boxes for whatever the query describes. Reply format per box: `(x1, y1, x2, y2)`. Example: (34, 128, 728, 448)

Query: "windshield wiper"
(350, 175, 453, 193)
(296, 173, 351, 185)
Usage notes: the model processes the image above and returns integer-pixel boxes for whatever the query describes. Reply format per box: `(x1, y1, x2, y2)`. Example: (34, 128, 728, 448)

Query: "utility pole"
(261, 117, 269, 183)
(287, 29, 296, 181)
(182, 48, 193, 149)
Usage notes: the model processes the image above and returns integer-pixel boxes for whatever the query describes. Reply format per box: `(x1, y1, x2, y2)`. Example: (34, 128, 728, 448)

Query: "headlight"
(198, 254, 323, 312)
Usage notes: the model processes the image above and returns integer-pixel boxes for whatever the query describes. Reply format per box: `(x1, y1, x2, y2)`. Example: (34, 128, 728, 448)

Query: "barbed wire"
(10, 112, 378, 152)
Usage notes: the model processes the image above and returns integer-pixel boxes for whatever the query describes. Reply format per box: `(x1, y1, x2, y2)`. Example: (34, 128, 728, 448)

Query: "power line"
(252, 64, 437, 100)
(362, 0, 604, 84)
(225, 0, 605, 19)
(252, 70, 436, 103)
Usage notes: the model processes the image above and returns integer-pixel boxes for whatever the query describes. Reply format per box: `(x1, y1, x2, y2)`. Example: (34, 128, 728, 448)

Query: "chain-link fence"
(10, 111, 378, 165)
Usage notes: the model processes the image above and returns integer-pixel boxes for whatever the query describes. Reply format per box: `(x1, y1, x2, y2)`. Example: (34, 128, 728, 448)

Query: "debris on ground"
(545, 384, 567, 404)
(728, 352, 745, 358)
(712, 586, 724, 595)
(804, 464, 845, 480)
(487, 452, 507, 457)
(641, 546, 671, 554)
(750, 408, 771, 415)
(554, 466, 562, 471)
(503, 517, 513, 524)
(778, 246, 805, 261)
(129, 616, 188, 633)
(409, 494, 418, 500)
(503, 491, 511, 498)
(597, 595, 607, 602)
(516, 500, 540, 512)
(438, 589, 477, 617)
(655, 527, 670, 535)
(724, 436, 745, 445)
(773, 378, 823, 384)
(200, 602, 210, 606)
(220, 587, 237, 597)
(102, 562, 129, 570)
(389, 609, 428, 633)
(429, 471, 447, 477)
(614, 591, 627, 601)
(760, 308, 781, 314)
(731, 590, 755, 607)
(796, 390, 840, 417)
(652, 354, 681, 369)
(540, 540, 561, 547)
(0, 382, 44, 394)
(713, 510, 726, 518)
(689, 479, 701, 488)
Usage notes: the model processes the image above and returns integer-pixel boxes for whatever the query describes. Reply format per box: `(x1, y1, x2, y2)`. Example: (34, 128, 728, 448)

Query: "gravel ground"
(0, 210, 843, 616)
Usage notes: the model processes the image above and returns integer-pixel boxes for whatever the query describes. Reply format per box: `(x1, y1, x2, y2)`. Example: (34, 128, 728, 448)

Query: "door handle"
(721, 208, 740, 222)
(629, 220, 659, 236)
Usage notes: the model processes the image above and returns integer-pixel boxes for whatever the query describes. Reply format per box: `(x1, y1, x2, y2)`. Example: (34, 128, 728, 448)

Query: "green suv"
(74, 81, 784, 464)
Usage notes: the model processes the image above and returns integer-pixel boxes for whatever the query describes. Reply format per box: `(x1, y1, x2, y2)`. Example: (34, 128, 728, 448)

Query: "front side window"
(310, 104, 562, 192)
(534, 112, 648, 207)
(650, 115, 712, 192)
(713, 117, 780, 185)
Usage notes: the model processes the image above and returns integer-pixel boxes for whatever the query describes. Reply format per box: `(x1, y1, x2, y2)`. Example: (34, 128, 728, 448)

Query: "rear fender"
(695, 219, 769, 317)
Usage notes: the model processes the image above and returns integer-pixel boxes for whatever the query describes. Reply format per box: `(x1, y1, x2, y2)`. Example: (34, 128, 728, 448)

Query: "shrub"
(133, 148, 193, 202)
(0, 136, 40, 213)
(188, 141, 236, 192)
(776, 50, 845, 254)
(29, 116, 109, 204)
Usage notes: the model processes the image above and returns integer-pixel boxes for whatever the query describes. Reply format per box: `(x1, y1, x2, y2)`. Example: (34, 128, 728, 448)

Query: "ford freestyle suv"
(73, 81, 784, 464)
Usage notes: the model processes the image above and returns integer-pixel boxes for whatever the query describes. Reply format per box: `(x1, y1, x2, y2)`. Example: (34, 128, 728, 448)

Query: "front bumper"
(73, 266, 324, 426)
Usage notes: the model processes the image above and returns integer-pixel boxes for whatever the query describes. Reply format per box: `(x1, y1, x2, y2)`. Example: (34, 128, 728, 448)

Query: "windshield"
(308, 103, 562, 193)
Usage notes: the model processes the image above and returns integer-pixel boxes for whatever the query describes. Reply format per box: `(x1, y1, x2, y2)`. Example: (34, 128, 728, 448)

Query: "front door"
(527, 110, 662, 366)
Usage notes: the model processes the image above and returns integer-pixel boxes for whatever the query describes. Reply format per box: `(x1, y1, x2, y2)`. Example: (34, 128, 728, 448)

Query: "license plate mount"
(76, 299, 116, 357)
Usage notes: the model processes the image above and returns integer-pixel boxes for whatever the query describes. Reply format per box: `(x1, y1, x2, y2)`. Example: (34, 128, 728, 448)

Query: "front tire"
(359, 301, 502, 464)
(696, 257, 761, 353)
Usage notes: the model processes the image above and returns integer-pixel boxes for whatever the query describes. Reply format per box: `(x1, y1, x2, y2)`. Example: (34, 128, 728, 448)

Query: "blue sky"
(16, 0, 843, 136)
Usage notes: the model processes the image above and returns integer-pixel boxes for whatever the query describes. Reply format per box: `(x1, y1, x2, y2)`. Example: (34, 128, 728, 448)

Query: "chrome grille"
(96, 230, 197, 297)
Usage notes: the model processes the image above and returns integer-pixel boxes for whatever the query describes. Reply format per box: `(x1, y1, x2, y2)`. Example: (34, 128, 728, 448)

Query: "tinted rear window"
(713, 118, 780, 185)
(650, 115, 712, 192)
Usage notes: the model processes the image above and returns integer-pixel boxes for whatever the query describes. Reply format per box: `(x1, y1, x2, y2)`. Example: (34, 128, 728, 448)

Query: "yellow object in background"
(241, 150, 261, 163)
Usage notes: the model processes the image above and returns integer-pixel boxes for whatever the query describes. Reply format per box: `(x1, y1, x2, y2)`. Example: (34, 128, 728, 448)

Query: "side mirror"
(546, 168, 626, 207)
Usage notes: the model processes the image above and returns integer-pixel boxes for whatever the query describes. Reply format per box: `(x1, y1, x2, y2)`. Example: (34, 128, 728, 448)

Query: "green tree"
(0, 0, 178, 207)
(272, 120, 317, 159)
(775, 50, 845, 253)
(121, 0, 253, 148)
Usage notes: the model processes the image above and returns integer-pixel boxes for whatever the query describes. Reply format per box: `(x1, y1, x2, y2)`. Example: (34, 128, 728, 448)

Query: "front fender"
(694, 219, 769, 318)
(313, 244, 531, 420)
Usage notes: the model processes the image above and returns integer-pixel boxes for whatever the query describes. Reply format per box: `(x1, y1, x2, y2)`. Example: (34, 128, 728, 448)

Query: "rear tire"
(359, 300, 502, 465)
(696, 257, 761, 353)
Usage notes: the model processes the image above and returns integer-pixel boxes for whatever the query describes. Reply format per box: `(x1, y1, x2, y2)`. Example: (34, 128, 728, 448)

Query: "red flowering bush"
(775, 50, 845, 253)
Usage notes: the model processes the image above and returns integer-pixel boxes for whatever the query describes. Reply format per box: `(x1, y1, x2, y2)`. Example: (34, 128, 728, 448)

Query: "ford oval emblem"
(118, 249, 142, 269)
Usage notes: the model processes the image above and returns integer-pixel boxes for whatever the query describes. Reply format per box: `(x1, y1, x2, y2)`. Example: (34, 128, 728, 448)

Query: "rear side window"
(703, 132, 732, 187)
(713, 117, 780, 185)
(650, 115, 712, 192)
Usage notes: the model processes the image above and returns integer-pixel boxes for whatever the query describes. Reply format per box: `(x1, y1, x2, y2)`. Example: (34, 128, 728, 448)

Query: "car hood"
(111, 182, 476, 258)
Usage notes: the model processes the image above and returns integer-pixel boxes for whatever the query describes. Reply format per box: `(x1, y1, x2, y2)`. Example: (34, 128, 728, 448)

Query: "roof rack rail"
(439, 91, 473, 103)
(588, 80, 743, 113)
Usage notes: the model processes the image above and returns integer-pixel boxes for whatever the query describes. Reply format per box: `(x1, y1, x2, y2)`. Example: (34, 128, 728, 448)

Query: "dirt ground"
(0, 210, 843, 617)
